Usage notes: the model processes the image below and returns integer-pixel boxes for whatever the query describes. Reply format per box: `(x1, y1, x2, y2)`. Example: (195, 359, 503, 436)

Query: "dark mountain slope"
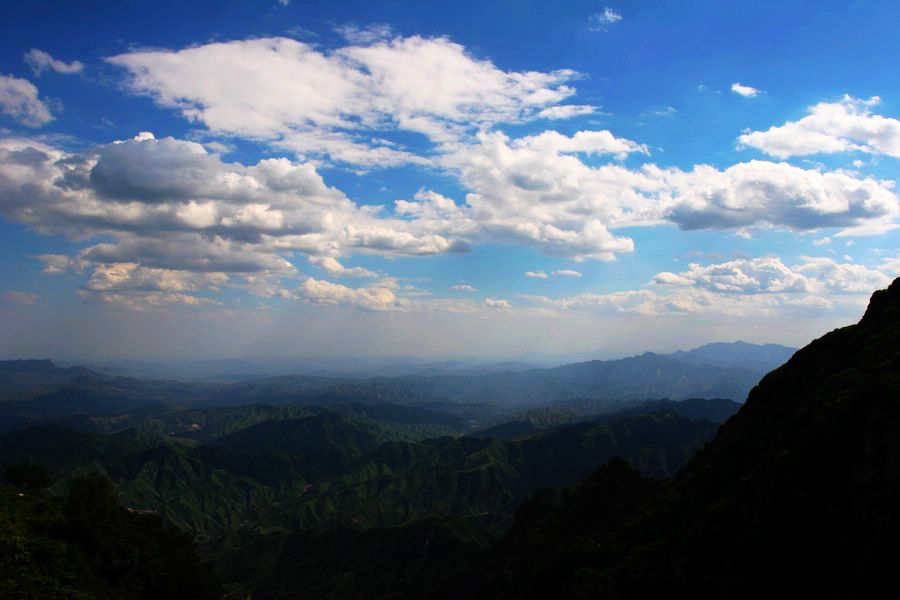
(473, 277, 900, 599)
(1, 470, 221, 599)
(268, 409, 718, 532)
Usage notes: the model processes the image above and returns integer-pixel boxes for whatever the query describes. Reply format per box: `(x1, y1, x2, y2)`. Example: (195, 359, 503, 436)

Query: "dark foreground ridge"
(455, 277, 900, 599)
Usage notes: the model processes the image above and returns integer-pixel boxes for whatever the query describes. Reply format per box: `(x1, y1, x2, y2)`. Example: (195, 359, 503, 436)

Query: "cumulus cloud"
(107, 35, 581, 166)
(554, 269, 582, 277)
(100, 37, 899, 259)
(653, 257, 814, 294)
(525, 271, 549, 279)
(24, 49, 84, 76)
(738, 95, 900, 159)
(589, 8, 622, 31)
(440, 132, 898, 260)
(82, 263, 228, 293)
(452, 284, 477, 292)
(731, 82, 760, 97)
(440, 130, 643, 260)
(0, 133, 480, 307)
(0, 133, 465, 257)
(794, 256, 891, 293)
(73, 262, 229, 310)
(3, 120, 897, 315)
(528, 255, 887, 318)
(308, 256, 376, 278)
(653, 256, 890, 296)
(536, 105, 596, 120)
(295, 277, 403, 311)
(484, 298, 511, 309)
(660, 160, 898, 233)
(0, 75, 54, 127)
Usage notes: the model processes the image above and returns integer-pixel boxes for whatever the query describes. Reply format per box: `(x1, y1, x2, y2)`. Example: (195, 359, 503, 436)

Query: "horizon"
(1, 0, 898, 360)
(3, 337, 803, 383)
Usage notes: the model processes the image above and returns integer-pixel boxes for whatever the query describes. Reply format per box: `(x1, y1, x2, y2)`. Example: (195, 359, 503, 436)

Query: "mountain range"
(19, 302, 900, 600)
(0, 340, 793, 435)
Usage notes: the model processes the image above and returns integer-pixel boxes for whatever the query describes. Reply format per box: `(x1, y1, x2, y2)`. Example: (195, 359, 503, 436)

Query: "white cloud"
(440, 131, 643, 260)
(4, 291, 39, 305)
(308, 256, 376, 278)
(589, 8, 622, 31)
(731, 82, 761, 97)
(295, 277, 403, 311)
(23, 49, 84, 76)
(80, 289, 220, 310)
(654, 256, 889, 296)
(528, 255, 886, 318)
(0, 133, 482, 308)
(513, 129, 648, 159)
(83, 263, 228, 293)
(6, 121, 895, 310)
(442, 132, 898, 260)
(484, 297, 511, 308)
(107, 36, 581, 166)
(0, 134, 466, 263)
(525, 271, 549, 279)
(813, 236, 832, 246)
(739, 95, 900, 159)
(653, 257, 814, 294)
(452, 284, 477, 292)
(536, 105, 596, 120)
(795, 256, 890, 293)
(0, 75, 54, 127)
(101, 38, 899, 260)
(553, 269, 582, 277)
(661, 160, 898, 233)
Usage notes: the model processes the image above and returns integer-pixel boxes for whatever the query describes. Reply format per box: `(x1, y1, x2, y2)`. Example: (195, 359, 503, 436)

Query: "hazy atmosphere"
(3, 4, 900, 599)
(2, 0, 897, 361)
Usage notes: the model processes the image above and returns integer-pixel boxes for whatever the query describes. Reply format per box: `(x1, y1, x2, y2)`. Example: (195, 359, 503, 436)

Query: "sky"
(0, 0, 898, 362)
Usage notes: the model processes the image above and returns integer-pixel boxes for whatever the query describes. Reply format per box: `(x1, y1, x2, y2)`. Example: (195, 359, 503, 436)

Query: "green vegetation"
(0, 466, 221, 599)
(3, 281, 890, 600)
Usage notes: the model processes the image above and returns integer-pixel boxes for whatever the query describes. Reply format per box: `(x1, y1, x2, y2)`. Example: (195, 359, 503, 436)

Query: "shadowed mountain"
(462, 277, 900, 599)
(0, 400, 724, 552)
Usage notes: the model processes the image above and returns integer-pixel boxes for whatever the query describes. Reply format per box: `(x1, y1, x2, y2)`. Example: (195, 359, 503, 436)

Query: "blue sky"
(1, 0, 898, 361)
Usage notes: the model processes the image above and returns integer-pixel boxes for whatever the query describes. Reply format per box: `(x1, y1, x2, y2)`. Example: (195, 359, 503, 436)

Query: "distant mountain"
(0, 359, 104, 402)
(460, 277, 900, 599)
(0, 341, 785, 434)
(668, 340, 796, 371)
(388, 352, 764, 406)
(80, 357, 545, 382)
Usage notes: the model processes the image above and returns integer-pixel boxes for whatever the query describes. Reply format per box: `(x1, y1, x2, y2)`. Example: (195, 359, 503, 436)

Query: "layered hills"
(455, 277, 900, 599)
